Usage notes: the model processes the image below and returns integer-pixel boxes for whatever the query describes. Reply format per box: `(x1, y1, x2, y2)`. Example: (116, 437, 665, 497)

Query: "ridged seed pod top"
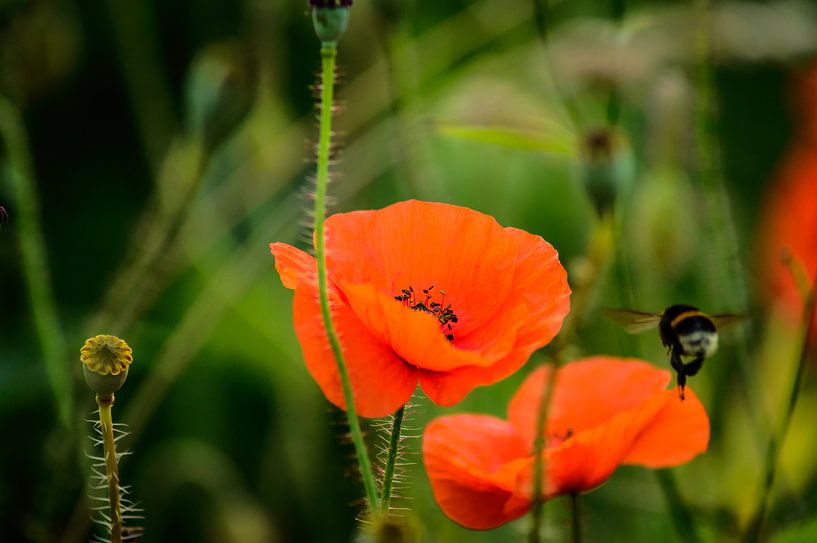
(81, 335, 133, 376)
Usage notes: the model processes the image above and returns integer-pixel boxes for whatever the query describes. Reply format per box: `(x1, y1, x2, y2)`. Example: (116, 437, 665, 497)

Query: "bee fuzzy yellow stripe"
(671, 311, 707, 328)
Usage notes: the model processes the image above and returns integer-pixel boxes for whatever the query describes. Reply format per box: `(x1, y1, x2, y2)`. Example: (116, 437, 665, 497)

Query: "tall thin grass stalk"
(745, 275, 817, 542)
(0, 95, 73, 429)
(611, 214, 704, 543)
(314, 42, 380, 516)
(528, 215, 614, 543)
(691, 0, 768, 444)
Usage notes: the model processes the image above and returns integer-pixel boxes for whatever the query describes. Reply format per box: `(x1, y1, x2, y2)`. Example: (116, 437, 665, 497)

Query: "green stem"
(570, 493, 583, 543)
(745, 278, 817, 542)
(97, 394, 122, 543)
(527, 362, 556, 543)
(314, 43, 380, 516)
(380, 405, 405, 515)
(0, 95, 73, 430)
(656, 470, 704, 543)
(529, 217, 614, 543)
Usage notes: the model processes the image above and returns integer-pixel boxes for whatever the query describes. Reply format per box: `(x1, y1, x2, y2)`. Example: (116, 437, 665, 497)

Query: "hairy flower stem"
(571, 493, 583, 543)
(529, 216, 614, 543)
(97, 394, 122, 543)
(380, 405, 405, 515)
(0, 95, 73, 430)
(745, 278, 817, 542)
(314, 43, 380, 516)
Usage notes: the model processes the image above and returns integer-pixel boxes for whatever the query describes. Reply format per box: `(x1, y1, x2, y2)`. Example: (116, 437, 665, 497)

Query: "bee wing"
(709, 314, 746, 329)
(602, 308, 662, 334)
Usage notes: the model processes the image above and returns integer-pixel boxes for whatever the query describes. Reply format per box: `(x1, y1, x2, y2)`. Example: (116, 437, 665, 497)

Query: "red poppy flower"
(270, 200, 571, 418)
(423, 357, 710, 530)
(759, 65, 817, 337)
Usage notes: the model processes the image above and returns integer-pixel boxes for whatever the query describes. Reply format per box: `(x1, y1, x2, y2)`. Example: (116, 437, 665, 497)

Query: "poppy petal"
(323, 200, 519, 335)
(423, 414, 531, 530)
(419, 343, 538, 406)
(512, 392, 670, 498)
(291, 279, 418, 418)
(508, 358, 671, 445)
(502, 228, 572, 350)
(622, 387, 710, 467)
(270, 242, 316, 289)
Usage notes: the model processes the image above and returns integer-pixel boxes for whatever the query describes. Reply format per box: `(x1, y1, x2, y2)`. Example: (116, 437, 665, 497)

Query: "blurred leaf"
(435, 123, 577, 157)
(772, 517, 817, 543)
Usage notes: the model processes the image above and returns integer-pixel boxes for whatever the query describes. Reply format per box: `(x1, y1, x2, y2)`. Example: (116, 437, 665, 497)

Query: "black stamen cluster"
(394, 285, 459, 342)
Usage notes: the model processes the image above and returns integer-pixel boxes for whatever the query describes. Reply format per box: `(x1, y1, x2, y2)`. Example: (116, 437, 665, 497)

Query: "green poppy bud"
(309, 1, 352, 45)
(578, 127, 634, 216)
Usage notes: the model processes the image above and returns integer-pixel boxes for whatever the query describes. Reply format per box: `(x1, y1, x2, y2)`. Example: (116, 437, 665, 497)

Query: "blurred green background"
(1, 0, 817, 541)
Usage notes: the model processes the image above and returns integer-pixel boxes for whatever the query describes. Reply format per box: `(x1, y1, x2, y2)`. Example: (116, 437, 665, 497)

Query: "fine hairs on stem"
(81, 335, 143, 543)
(374, 397, 420, 517)
(378, 405, 406, 515)
(310, 22, 381, 516)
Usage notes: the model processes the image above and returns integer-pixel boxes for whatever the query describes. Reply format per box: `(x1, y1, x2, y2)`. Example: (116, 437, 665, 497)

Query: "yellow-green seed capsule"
(80, 335, 133, 396)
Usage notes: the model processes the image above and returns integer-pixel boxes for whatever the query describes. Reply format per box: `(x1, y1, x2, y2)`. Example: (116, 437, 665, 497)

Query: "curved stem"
(314, 43, 380, 516)
(97, 394, 122, 543)
(380, 405, 405, 515)
(745, 277, 817, 542)
(0, 95, 73, 430)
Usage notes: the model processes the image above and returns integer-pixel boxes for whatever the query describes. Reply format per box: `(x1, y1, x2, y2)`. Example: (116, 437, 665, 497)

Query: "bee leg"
(676, 372, 687, 401)
(669, 349, 686, 401)
(683, 357, 705, 377)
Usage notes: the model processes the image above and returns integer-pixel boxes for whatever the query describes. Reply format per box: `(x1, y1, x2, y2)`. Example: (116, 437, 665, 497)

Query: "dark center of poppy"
(394, 285, 459, 342)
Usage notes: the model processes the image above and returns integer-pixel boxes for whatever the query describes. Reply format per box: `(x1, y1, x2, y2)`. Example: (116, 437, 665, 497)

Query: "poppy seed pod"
(80, 335, 133, 396)
(309, 1, 352, 44)
(578, 127, 634, 216)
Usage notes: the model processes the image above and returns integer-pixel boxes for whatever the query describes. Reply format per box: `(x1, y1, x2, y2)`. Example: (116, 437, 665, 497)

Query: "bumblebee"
(604, 305, 742, 400)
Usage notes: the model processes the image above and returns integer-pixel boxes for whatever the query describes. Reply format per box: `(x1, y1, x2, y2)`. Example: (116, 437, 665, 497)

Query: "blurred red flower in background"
(423, 357, 710, 530)
(759, 65, 817, 335)
(270, 200, 571, 418)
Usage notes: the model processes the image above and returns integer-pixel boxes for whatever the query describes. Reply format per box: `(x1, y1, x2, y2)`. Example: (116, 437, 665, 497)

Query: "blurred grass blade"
(0, 95, 73, 430)
(435, 122, 576, 157)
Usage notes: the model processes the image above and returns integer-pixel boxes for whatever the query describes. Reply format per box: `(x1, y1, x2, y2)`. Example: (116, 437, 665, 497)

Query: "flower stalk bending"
(313, 42, 380, 515)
